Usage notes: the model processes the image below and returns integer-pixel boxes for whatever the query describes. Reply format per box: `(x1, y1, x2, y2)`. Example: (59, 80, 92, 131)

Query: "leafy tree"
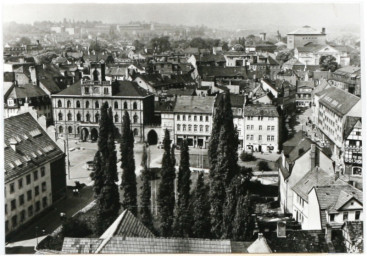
(173, 140, 192, 237)
(191, 172, 211, 238)
(222, 42, 229, 51)
(257, 161, 272, 172)
(90, 151, 104, 197)
(95, 103, 120, 235)
(276, 51, 293, 64)
(240, 152, 256, 162)
(150, 36, 171, 53)
(16, 36, 31, 46)
(140, 145, 154, 231)
(120, 111, 137, 216)
(189, 37, 208, 49)
(157, 129, 176, 237)
(61, 218, 92, 238)
(133, 40, 144, 51)
(319, 55, 339, 72)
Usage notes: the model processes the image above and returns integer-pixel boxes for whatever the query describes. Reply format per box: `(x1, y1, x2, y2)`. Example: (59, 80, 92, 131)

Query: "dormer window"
(7, 98, 14, 106)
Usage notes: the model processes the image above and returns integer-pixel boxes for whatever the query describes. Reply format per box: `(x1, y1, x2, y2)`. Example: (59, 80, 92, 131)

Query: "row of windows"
(8, 167, 46, 195)
(58, 126, 140, 136)
(330, 211, 361, 222)
(57, 100, 139, 110)
(246, 135, 275, 141)
(57, 112, 139, 123)
(176, 114, 209, 122)
(6, 183, 47, 215)
(177, 124, 210, 132)
(246, 125, 275, 131)
(246, 116, 275, 121)
(5, 197, 48, 232)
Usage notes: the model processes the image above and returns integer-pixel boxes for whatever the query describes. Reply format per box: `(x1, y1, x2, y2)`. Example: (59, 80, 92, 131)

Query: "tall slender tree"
(191, 172, 211, 239)
(157, 129, 176, 237)
(140, 145, 154, 231)
(120, 111, 137, 215)
(233, 191, 254, 241)
(173, 140, 192, 237)
(95, 104, 120, 235)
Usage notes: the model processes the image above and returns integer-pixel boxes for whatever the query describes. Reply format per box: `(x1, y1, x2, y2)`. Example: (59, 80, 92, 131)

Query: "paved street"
(5, 186, 94, 254)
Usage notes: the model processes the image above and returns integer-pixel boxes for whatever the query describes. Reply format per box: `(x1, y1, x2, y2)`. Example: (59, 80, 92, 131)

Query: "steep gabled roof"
(4, 113, 64, 183)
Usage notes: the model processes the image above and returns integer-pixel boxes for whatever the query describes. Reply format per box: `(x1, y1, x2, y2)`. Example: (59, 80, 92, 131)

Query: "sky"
(2, 2, 362, 30)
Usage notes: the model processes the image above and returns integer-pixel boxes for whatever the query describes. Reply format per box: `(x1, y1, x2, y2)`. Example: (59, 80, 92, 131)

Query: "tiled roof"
(55, 80, 151, 97)
(282, 131, 305, 156)
(343, 116, 361, 139)
(62, 238, 102, 254)
(106, 66, 127, 76)
(166, 88, 196, 96)
(135, 74, 168, 88)
(215, 94, 245, 108)
(286, 137, 312, 163)
(174, 96, 215, 114)
(333, 66, 360, 75)
(101, 237, 233, 253)
(288, 25, 324, 35)
(4, 113, 64, 183)
(243, 104, 279, 117)
(292, 167, 334, 202)
(154, 101, 175, 112)
(296, 44, 327, 53)
(318, 87, 360, 116)
(315, 185, 363, 213)
(198, 66, 248, 79)
(113, 210, 155, 238)
(6, 84, 48, 100)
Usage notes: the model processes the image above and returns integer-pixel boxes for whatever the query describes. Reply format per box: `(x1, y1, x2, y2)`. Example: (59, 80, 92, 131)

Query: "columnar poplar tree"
(140, 145, 154, 231)
(157, 129, 176, 237)
(191, 172, 211, 239)
(173, 140, 191, 237)
(95, 103, 120, 235)
(120, 111, 137, 216)
(233, 191, 254, 241)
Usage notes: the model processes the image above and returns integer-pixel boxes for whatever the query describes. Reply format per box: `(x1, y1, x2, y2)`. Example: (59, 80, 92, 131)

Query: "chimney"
(258, 233, 263, 239)
(277, 221, 286, 238)
(311, 144, 316, 168)
(29, 66, 37, 85)
(322, 28, 326, 34)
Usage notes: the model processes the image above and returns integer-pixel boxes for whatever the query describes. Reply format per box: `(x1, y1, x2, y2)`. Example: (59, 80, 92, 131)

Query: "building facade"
(52, 78, 154, 142)
(287, 26, 326, 49)
(243, 104, 280, 153)
(5, 113, 66, 236)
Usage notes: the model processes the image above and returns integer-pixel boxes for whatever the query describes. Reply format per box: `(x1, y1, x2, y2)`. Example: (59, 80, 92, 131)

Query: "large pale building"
(287, 26, 326, 49)
(5, 113, 66, 236)
(51, 76, 154, 142)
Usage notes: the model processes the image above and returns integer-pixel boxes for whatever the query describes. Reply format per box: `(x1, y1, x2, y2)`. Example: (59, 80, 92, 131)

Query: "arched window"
(67, 100, 71, 108)
(57, 100, 62, 108)
(68, 126, 73, 134)
(124, 102, 128, 109)
(59, 126, 63, 134)
(114, 114, 119, 123)
(188, 125, 192, 131)
(67, 113, 72, 121)
(133, 114, 138, 124)
(104, 102, 109, 108)
(95, 101, 99, 109)
(76, 101, 81, 108)
(85, 101, 90, 108)
(93, 69, 99, 81)
(194, 125, 197, 132)
(86, 113, 90, 122)
(58, 112, 63, 121)
(114, 101, 118, 109)
(183, 125, 186, 131)
(95, 113, 100, 123)
(77, 113, 81, 121)
(133, 102, 137, 110)
(177, 124, 181, 131)
(133, 128, 139, 136)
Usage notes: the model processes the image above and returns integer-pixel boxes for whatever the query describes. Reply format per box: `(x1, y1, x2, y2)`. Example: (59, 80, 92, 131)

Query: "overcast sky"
(2, 2, 361, 30)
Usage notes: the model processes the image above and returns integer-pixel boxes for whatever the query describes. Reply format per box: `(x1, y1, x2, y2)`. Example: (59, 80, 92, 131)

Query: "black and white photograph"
(2, 1, 364, 254)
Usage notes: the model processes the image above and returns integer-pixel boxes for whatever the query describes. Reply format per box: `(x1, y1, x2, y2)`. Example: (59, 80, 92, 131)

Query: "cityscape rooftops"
(173, 96, 215, 114)
(243, 104, 279, 117)
(318, 87, 360, 116)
